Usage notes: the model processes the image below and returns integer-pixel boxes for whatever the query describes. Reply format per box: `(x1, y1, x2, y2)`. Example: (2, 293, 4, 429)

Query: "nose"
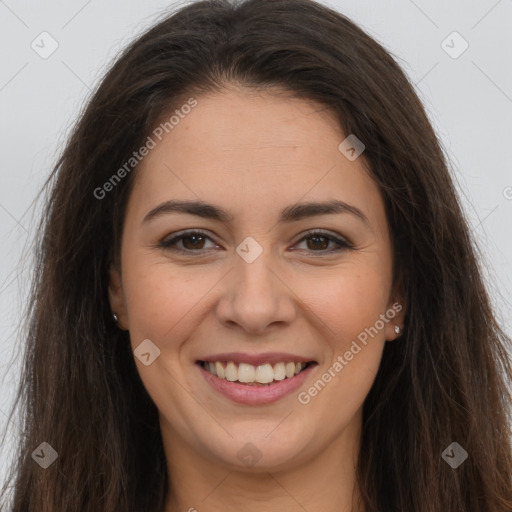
(215, 250, 297, 335)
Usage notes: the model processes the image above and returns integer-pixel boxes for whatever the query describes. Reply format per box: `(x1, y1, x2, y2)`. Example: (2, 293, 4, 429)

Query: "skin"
(109, 85, 405, 512)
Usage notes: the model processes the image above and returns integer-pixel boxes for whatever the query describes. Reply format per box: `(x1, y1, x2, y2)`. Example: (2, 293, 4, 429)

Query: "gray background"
(1, 0, 511, 498)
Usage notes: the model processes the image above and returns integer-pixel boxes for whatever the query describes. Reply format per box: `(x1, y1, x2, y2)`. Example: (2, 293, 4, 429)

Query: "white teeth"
(238, 363, 255, 383)
(215, 361, 225, 379)
(273, 362, 286, 381)
(285, 362, 296, 378)
(202, 360, 308, 383)
(255, 364, 274, 383)
(225, 361, 237, 382)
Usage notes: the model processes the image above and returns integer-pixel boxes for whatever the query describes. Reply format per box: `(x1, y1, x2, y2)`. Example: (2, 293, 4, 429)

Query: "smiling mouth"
(196, 360, 317, 386)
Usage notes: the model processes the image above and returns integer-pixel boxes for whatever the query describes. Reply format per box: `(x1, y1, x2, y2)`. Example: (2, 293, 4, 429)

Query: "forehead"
(128, 87, 384, 228)
(153, 87, 345, 169)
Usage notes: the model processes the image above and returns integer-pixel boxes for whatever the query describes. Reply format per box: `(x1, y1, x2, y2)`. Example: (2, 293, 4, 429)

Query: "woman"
(1, 0, 511, 511)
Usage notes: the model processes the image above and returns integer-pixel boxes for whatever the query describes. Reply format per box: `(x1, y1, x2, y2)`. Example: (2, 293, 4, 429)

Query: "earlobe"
(108, 265, 128, 330)
(385, 295, 406, 341)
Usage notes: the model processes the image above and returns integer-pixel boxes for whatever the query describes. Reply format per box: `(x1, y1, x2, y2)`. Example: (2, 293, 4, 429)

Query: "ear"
(108, 264, 129, 330)
(384, 285, 407, 342)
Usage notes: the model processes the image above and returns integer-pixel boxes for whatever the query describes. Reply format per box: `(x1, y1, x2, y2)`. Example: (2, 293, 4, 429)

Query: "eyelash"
(159, 229, 353, 255)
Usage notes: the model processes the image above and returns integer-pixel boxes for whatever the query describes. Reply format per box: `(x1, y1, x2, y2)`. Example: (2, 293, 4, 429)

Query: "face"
(109, 86, 405, 472)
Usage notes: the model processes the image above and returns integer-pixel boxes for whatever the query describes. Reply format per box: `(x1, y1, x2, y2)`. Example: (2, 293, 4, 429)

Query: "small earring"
(394, 325, 401, 335)
(112, 313, 119, 323)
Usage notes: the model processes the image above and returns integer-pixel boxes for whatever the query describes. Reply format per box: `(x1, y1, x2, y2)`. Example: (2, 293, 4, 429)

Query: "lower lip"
(196, 362, 317, 405)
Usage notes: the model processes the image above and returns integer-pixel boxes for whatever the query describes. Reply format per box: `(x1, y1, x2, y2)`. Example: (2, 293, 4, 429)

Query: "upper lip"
(196, 352, 316, 366)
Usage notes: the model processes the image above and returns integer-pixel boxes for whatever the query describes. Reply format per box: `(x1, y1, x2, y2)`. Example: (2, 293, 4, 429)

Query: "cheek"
(299, 301, 387, 428)
(121, 254, 223, 347)
(294, 267, 391, 419)
(292, 262, 391, 342)
(123, 249, 391, 344)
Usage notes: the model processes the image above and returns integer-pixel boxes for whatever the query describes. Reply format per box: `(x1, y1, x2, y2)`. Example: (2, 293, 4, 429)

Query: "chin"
(202, 428, 313, 472)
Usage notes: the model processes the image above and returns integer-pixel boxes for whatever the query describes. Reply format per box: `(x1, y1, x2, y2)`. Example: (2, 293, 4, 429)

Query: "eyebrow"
(141, 199, 370, 227)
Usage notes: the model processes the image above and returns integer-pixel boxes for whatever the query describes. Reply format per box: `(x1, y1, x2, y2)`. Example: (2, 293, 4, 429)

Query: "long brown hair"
(1, 0, 511, 510)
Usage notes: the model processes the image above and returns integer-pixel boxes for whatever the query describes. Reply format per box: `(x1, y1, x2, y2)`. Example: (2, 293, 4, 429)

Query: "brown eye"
(180, 234, 207, 250)
(294, 230, 352, 253)
(160, 229, 352, 255)
(160, 230, 218, 253)
(305, 234, 330, 250)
